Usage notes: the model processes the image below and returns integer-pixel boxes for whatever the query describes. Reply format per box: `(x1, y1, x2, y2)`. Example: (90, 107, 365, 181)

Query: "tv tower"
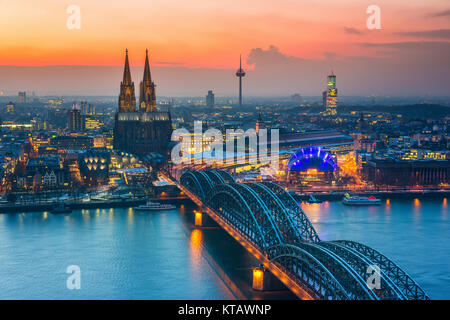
(235, 54, 246, 107)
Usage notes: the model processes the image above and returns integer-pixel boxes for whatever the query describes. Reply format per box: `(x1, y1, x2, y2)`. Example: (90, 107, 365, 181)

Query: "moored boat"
(134, 201, 176, 211)
(343, 193, 381, 206)
(50, 203, 72, 214)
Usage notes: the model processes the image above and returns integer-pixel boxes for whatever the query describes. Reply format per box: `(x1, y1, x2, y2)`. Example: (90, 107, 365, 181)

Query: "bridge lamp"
(194, 210, 202, 227)
(252, 267, 264, 291)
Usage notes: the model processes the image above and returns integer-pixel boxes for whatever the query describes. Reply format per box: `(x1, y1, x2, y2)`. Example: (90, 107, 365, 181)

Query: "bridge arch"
(333, 240, 430, 300)
(244, 183, 308, 244)
(180, 171, 205, 199)
(317, 241, 406, 299)
(230, 183, 284, 245)
(206, 183, 272, 249)
(213, 170, 235, 183)
(298, 242, 378, 300)
(196, 171, 215, 193)
(207, 183, 284, 249)
(260, 182, 320, 242)
(180, 169, 235, 201)
(267, 244, 349, 300)
(180, 171, 208, 201)
(203, 170, 224, 185)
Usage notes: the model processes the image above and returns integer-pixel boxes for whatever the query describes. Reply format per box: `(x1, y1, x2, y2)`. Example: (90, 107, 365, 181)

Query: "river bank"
(294, 190, 450, 202)
(0, 198, 146, 213)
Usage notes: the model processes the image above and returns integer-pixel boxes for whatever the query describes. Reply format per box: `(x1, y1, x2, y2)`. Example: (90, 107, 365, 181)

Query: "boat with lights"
(134, 201, 176, 211)
(342, 193, 381, 205)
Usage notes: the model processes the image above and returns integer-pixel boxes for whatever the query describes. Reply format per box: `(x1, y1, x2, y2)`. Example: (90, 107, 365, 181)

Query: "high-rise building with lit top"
(68, 105, 84, 131)
(324, 71, 338, 115)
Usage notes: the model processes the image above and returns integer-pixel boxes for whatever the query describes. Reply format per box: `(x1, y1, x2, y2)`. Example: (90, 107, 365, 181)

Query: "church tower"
(115, 49, 172, 157)
(139, 49, 157, 112)
(118, 49, 136, 113)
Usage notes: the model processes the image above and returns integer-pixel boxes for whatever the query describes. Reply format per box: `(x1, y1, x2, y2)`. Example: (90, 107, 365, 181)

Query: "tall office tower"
(88, 104, 95, 115)
(206, 90, 214, 109)
(324, 71, 338, 115)
(114, 50, 172, 156)
(235, 55, 246, 107)
(18, 91, 26, 103)
(256, 112, 264, 135)
(81, 101, 88, 115)
(139, 49, 157, 112)
(68, 105, 84, 131)
(118, 49, 137, 113)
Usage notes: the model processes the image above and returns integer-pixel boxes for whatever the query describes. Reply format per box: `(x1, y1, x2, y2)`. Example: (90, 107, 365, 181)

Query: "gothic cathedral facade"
(114, 49, 172, 156)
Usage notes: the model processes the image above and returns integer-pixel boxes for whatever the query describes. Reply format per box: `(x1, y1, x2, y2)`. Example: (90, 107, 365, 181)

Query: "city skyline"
(0, 0, 448, 305)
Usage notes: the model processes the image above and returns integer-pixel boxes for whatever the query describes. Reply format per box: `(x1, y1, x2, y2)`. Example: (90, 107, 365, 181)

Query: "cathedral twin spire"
(122, 49, 132, 84)
(140, 49, 157, 112)
(118, 49, 156, 113)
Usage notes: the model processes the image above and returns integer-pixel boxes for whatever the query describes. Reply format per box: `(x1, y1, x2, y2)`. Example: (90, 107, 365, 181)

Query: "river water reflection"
(0, 197, 448, 299)
(302, 197, 449, 299)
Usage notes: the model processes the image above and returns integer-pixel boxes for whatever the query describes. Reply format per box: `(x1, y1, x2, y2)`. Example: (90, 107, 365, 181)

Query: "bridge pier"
(194, 210, 217, 227)
(252, 267, 287, 291)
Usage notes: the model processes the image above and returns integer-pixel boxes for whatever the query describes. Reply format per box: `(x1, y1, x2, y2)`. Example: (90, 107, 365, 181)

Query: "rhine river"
(0, 197, 448, 299)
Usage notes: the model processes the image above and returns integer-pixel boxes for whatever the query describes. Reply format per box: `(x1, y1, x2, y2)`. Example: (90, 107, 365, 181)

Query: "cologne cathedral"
(114, 49, 172, 156)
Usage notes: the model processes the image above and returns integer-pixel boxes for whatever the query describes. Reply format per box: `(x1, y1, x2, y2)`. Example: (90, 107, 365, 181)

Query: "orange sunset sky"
(0, 0, 449, 96)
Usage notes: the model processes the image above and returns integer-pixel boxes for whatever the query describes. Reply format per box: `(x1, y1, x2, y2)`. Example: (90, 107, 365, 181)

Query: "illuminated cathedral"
(114, 49, 172, 156)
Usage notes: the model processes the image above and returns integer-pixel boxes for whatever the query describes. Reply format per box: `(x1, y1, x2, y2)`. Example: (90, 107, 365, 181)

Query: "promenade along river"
(0, 197, 448, 299)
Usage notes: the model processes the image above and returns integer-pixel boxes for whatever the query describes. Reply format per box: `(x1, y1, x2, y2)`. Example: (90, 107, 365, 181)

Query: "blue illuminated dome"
(287, 146, 337, 172)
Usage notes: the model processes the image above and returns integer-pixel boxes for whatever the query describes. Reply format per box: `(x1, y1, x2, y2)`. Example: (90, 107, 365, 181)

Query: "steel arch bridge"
(178, 169, 429, 300)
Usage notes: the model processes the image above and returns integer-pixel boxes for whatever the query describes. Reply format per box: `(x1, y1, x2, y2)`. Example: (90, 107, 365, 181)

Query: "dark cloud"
(428, 9, 450, 17)
(344, 27, 364, 35)
(245, 46, 326, 96)
(395, 29, 450, 39)
(247, 45, 302, 66)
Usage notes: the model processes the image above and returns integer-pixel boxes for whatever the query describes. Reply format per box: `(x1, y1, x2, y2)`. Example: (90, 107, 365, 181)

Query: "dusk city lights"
(0, 0, 449, 311)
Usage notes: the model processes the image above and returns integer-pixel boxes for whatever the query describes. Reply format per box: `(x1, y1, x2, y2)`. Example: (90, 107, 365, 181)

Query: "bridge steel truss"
(179, 170, 430, 300)
(179, 170, 235, 202)
(333, 240, 429, 300)
(259, 182, 320, 243)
